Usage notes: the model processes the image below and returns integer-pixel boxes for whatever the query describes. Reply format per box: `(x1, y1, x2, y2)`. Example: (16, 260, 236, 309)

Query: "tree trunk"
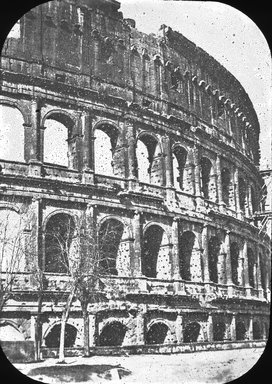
(82, 301, 90, 357)
(58, 288, 75, 362)
(58, 311, 66, 362)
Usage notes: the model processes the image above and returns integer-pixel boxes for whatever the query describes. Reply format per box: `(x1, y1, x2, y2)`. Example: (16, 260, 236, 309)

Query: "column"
(237, 248, 244, 286)
(31, 314, 41, 361)
(218, 250, 226, 284)
(225, 232, 233, 295)
(171, 217, 181, 279)
(28, 99, 43, 176)
(70, 113, 84, 171)
(201, 225, 210, 284)
(248, 316, 253, 340)
(234, 167, 242, 218)
(210, 164, 218, 203)
(216, 155, 223, 206)
(162, 135, 173, 188)
(92, 30, 100, 76)
(193, 147, 201, 196)
(265, 256, 271, 300)
(207, 314, 213, 342)
(133, 211, 142, 277)
(82, 111, 94, 184)
(82, 111, 92, 170)
(30, 99, 40, 161)
(248, 185, 253, 216)
(175, 312, 183, 343)
(30, 314, 37, 341)
(39, 125, 45, 163)
(230, 314, 236, 341)
(245, 182, 250, 217)
(256, 253, 264, 299)
(85, 203, 96, 236)
(89, 313, 97, 347)
(126, 119, 137, 182)
(136, 308, 146, 345)
(262, 320, 267, 339)
(243, 240, 251, 297)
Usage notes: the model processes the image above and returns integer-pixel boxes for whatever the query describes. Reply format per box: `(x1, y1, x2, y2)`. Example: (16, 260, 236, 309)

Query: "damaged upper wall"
(0, 0, 260, 164)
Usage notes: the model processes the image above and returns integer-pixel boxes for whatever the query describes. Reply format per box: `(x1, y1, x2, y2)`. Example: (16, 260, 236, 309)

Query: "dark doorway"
(221, 168, 231, 206)
(247, 248, 255, 288)
(142, 225, 164, 278)
(230, 242, 239, 285)
(146, 322, 169, 345)
(183, 322, 201, 343)
(208, 236, 221, 283)
(44, 213, 75, 273)
(238, 177, 246, 213)
(99, 322, 127, 346)
(213, 322, 225, 341)
(200, 157, 212, 200)
(179, 231, 196, 281)
(236, 321, 247, 341)
(99, 219, 124, 276)
(253, 322, 262, 340)
(45, 324, 77, 348)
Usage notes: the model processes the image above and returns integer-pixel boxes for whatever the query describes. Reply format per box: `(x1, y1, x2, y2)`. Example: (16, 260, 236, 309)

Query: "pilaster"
(133, 210, 142, 276)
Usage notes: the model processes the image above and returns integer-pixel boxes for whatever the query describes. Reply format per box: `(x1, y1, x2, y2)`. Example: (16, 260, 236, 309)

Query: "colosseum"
(0, 0, 270, 358)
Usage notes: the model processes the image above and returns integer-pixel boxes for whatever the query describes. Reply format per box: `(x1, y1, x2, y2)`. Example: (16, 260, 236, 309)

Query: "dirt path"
(15, 347, 265, 384)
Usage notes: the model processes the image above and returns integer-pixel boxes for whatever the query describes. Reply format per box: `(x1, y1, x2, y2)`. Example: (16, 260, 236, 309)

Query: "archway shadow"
(28, 364, 131, 382)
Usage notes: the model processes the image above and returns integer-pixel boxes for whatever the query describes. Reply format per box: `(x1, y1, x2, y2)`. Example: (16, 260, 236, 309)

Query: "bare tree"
(44, 210, 123, 361)
(0, 208, 27, 311)
(0, 205, 44, 360)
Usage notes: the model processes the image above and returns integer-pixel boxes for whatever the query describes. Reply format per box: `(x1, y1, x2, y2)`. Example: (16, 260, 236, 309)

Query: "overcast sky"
(120, 0, 271, 168)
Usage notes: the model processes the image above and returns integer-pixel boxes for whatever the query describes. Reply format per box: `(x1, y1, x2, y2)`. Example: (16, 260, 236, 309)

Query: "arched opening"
(146, 322, 170, 345)
(238, 177, 247, 213)
(94, 124, 119, 177)
(142, 225, 165, 278)
(200, 157, 212, 200)
(221, 168, 231, 206)
(183, 322, 201, 343)
(172, 146, 188, 191)
(179, 231, 199, 281)
(253, 322, 262, 340)
(44, 323, 77, 348)
(0, 209, 25, 273)
(236, 321, 246, 341)
(136, 134, 162, 185)
(99, 322, 126, 346)
(44, 114, 74, 167)
(136, 139, 149, 183)
(98, 219, 124, 276)
(44, 213, 76, 273)
(247, 248, 256, 288)
(0, 105, 25, 162)
(0, 323, 24, 341)
(213, 321, 225, 341)
(230, 242, 239, 286)
(208, 236, 221, 283)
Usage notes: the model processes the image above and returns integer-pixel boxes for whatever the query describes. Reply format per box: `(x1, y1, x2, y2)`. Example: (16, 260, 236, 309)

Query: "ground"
(11, 347, 267, 384)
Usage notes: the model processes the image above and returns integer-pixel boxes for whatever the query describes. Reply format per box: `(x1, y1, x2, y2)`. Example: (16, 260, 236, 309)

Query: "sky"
(120, 0, 271, 169)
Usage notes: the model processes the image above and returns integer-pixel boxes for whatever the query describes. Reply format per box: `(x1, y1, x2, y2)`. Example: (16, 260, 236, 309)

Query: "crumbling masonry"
(0, 0, 270, 354)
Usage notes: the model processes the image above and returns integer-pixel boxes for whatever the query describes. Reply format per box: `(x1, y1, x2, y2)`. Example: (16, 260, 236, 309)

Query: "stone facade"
(0, 0, 270, 352)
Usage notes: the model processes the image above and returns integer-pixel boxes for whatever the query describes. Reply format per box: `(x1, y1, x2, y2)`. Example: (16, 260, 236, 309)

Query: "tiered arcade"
(0, 0, 270, 351)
